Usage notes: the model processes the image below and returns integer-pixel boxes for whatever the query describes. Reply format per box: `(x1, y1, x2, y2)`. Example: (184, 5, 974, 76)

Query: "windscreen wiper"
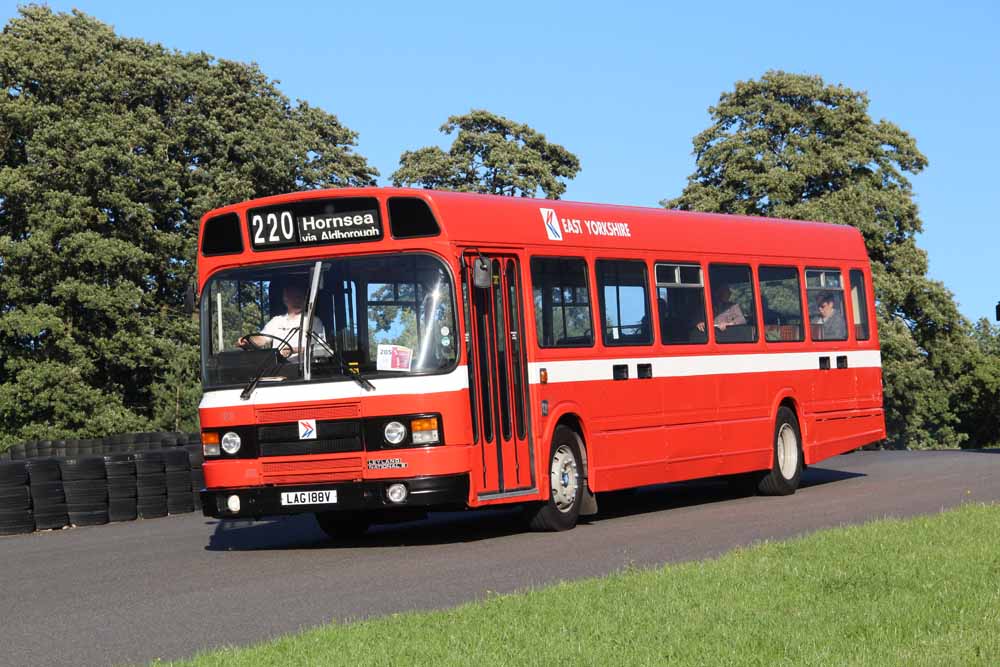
(306, 330, 375, 392)
(239, 329, 298, 401)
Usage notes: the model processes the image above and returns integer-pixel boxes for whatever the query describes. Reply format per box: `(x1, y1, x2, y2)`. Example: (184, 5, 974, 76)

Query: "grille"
(257, 419, 363, 457)
(255, 403, 360, 424)
(261, 457, 363, 484)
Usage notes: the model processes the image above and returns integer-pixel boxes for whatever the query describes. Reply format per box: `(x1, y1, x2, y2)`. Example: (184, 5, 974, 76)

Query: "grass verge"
(167, 503, 1000, 666)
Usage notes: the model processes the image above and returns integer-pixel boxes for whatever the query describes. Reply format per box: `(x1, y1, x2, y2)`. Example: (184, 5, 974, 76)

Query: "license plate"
(280, 490, 338, 506)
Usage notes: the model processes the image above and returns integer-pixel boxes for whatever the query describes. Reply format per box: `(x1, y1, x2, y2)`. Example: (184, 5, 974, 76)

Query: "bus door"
(463, 252, 535, 497)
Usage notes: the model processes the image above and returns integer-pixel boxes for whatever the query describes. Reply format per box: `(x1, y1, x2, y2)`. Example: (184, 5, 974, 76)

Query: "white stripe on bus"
(200, 350, 881, 409)
(527, 350, 881, 384)
(199, 365, 471, 409)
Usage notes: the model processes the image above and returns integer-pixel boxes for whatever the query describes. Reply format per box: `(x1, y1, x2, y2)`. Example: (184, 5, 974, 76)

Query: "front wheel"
(758, 406, 803, 496)
(525, 426, 583, 532)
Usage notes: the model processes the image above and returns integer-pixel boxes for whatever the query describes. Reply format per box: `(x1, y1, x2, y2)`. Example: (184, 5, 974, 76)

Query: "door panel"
(465, 252, 534, 496)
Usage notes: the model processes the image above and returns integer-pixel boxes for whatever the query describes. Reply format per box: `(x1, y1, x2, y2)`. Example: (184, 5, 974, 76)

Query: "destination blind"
(246, 197, 383, 250)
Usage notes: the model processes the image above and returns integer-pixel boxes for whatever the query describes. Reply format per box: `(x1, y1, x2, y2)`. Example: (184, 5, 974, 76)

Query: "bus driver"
(237, 282, 326, 356)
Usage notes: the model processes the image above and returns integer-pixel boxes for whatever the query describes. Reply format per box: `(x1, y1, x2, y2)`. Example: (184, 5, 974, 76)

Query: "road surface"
(1, 450, 998, 666)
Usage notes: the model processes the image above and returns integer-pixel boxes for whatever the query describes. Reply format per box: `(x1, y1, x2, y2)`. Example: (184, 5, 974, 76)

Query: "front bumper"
(201, 473, 469, 519)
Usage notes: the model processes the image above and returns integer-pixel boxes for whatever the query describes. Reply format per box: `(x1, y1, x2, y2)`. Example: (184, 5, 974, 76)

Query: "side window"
(530, 257, 593, 347)
(850, 269, 871, 341)
(806, 269, 848, 341)
(708, 264, 758, 343)
(759, 266, 804, 342)
(597, 260, 652, 346)
(655, 263, 708, 344)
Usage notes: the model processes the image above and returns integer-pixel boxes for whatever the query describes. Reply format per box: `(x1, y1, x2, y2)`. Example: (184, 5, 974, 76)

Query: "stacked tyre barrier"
(0, 461, 33, 535)
(135, 450, 168, 519)
(61, 457, 109, 526)
(104, 454, 138, 522)
(27, 458, 69, 530)
(0, 431, 205, 535)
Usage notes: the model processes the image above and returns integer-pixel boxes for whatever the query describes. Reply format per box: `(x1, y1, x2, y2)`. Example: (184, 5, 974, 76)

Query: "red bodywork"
(197, 187, 885, 511)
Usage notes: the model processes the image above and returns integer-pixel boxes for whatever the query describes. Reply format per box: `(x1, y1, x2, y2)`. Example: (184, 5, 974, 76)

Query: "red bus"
(196, 188, 885, 535)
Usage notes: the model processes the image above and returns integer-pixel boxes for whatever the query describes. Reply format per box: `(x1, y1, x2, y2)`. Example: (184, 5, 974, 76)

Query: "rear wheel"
(526, 426, 583, 532)
(758, 406, 802, 496)
(315, 512, 370, 540)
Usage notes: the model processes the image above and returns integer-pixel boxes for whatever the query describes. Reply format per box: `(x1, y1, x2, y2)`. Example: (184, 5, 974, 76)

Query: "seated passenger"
(697, 284, 746, 333)
(813, 292, 846, 340)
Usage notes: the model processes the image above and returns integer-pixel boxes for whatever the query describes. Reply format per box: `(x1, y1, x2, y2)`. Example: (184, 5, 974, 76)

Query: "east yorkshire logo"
(539, 207, 633, 241)
(539, 207, 563, 241)
(298, 419, 316, 440)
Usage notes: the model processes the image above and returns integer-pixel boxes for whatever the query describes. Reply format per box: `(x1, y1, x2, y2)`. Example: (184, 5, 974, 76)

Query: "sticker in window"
(377, 344, 413, 371)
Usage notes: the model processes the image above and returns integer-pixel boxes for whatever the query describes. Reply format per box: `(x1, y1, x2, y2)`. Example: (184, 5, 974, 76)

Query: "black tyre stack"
(104, 454, 138, 522)
(186, 434, 205, 511)
(59, 456, 109, 526)
(164, 448, 194, 514)
(134, 450, 167, 519)
(0, 461, 34, 535)
(26, 458, 68, 531)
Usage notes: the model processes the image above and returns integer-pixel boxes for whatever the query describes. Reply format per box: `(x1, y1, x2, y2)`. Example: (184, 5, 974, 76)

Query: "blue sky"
(5, 1, 999, 322)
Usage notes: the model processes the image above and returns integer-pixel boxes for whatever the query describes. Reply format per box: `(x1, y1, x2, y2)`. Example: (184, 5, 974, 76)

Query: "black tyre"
(758, 406, 803, 496)
(163, 449, 191, 472)
(30, 481, 66, 508)
(0, 485, 31, 511)
(26, 457, 61, 483)
(133, 451, 165, 476)
(108, 498, 138, 522)
(315, 512, 371, 539)
(69, 509, 109, 526)
(137, 497, 168, 519)
(525, 426, 584, 532)
(59, 457, 107, 482)
(34, 508, 69, 530)
(0, 509, 34, 535)
(0, 461, 28, 486)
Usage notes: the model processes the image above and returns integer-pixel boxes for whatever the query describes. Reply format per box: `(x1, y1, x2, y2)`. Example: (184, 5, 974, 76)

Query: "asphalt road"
(2, 450, 998, 667)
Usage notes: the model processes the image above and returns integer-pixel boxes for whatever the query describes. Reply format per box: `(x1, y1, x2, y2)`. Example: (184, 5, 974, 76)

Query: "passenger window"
(597, 260, 652, 346)
(806, 269, 848, 341)
(530, 258, 593, 347)
(850, 269, 871, 341)
(759, 266, 804, 342)
(655, 263, 708, 344)
(708, 265, 758, 343)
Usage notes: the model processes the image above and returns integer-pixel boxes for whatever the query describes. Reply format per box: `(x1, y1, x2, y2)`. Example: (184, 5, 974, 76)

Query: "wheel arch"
(543, 403, 598, 515)
(770, 390, 809, 465)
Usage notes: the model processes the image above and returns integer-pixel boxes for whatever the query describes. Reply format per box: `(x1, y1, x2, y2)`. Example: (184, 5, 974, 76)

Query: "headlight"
(221, 431, 242, 454)
(384, 421, 407, 445)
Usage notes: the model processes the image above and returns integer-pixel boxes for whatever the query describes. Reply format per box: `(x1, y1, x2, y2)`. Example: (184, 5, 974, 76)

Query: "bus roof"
(200, 186, 871, 265)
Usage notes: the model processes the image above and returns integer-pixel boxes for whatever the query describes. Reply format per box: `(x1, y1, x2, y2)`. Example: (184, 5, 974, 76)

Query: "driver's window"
(208, 278, 273, 353)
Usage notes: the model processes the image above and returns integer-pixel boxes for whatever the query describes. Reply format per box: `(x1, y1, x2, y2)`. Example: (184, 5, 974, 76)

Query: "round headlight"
(221, 431, 242, 454)
(387, 483, 408, 504)
(383, 421, 407, 445)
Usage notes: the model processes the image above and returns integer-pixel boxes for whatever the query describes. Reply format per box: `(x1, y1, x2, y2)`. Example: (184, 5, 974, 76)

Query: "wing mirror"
(472, 256, 491, 290)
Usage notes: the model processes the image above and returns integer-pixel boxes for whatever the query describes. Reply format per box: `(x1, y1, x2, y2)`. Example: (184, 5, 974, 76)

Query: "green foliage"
(0, 6, 376, 447)
(665, 70, 981, 449)
(392, 109, 580, 199)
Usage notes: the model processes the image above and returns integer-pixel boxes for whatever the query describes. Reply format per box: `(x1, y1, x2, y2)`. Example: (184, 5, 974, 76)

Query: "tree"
(665, 70, 977, 449)
(392, 109, 580, 198)
(0, 7, 376, 447)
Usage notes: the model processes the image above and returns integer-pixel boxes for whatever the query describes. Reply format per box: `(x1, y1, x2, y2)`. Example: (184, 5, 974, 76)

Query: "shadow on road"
(960, 448, 1000, 454)
(205, 465, 865, 552)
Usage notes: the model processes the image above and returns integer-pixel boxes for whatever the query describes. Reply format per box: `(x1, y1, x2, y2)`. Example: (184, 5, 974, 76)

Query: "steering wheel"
(238, 332, 294, 358)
